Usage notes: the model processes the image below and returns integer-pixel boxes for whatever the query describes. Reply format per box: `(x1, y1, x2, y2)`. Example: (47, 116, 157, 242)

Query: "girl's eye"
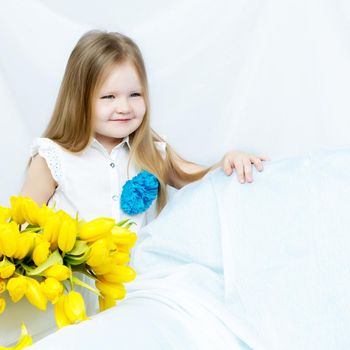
(101, 95, 114, 99)
(130, 92, 141, 97)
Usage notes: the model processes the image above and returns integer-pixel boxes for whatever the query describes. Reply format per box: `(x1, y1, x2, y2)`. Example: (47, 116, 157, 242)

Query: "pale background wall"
(1, 0, 350, 204)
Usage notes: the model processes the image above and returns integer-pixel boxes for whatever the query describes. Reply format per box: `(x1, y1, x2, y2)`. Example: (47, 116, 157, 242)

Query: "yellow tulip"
(54, 292, 89, 329)
(0, 323, 33, 349)
(37, 203, 55, 227)
(54, 295, 71, 329)
(0, 222, 20, 257)
(111, 226, 137, 246)
(86, 238, 110, 267)
(79, 218, 115, 242)
(32, 240, 51, 266)
(13, 232, 36, 260)
(7, 276, 27, 303)
(10, 196, 39, 225)
(42, 211, 65, 249)
(63, 291, 88, 323)
(0, 297, 5, 314)
(95, 279, 126, 300)
(0, 279, 6, 294)
(9, 196, 40, 226)
(111, 225, 133, 235)
(25, 277, 47, 311)
(99, 295, 116, 312)
(114, 243, 132, 254)
(9, 196, 26, 225)
(102, 265, 136, 284)
(58, 218, 77, 253)
(44, 264, 71, 281)
(92, 260, 115, 275)
(16, 323, 33, 349)
(109, 250, 130, 265)
(0, 258, 16, 279)
(21, 197, 40, 226)
(0, 206, 11, 223)
(40, 277, 63, 304)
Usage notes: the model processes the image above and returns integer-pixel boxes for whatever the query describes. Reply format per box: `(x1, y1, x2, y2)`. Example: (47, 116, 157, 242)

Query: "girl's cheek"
(100, 105, 114, 116)
(135, 108, 146, 118)
(134, 101, 146, 115)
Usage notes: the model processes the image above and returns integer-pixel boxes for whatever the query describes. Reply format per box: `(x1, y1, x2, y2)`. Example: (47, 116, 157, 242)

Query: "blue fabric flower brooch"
(120, 170, 159, 216)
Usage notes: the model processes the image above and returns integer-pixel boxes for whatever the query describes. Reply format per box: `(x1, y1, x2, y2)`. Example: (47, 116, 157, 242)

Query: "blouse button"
(110, 162, 115, 168)
(112, 194, 119, 201)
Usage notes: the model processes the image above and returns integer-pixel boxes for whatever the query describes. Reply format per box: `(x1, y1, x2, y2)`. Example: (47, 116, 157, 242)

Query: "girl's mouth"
(109, 118, 131, 122)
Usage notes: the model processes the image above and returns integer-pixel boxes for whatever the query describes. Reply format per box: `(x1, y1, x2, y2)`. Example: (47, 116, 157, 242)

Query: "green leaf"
(27, 250, 63, 276)
(67, 240, 89, 256)
(64, 247, 91, 266)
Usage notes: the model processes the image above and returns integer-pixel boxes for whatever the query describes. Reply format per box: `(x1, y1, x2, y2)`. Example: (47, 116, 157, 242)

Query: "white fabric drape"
(25, 147, 350, 349)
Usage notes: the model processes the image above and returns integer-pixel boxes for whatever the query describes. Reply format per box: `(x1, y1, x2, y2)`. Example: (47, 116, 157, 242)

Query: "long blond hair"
(43, 30, 216, 215)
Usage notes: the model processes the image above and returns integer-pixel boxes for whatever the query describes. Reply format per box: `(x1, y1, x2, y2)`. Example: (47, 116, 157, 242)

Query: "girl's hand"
(221, 151, 271, 183)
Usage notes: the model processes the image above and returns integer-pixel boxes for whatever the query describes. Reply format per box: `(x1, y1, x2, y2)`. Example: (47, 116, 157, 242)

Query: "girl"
(20, 29, 270, 231)
(15, 30, 270, 346)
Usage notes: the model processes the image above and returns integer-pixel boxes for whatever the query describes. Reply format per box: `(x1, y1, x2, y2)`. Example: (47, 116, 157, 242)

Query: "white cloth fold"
(6, 147, 350, 349)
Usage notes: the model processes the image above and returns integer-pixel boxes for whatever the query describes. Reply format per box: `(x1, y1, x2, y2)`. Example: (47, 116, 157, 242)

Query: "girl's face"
(93, 61, 146, 146)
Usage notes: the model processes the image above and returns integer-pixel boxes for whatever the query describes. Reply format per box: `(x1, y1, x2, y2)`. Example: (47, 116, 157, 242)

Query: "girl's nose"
(115, 97, 131, 114)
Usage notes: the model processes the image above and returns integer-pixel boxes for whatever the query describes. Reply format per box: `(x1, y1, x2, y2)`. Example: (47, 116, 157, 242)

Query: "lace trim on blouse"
(29, 138, 62, 183)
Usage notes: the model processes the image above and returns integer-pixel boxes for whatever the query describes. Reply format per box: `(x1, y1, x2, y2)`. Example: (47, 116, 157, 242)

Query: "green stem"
(68, 263, 74, 291)
(71, 276, 101, 296)
(72, 267, 98, 281)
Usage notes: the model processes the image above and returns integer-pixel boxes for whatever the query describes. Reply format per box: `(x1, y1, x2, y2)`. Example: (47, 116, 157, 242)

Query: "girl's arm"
(168, 152, 214, 189)
(19, 155, 57, 206)
(169, 150, 270, 189)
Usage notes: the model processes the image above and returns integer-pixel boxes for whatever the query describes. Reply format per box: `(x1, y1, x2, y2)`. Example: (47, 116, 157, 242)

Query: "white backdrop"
(1, 0, 350, 205)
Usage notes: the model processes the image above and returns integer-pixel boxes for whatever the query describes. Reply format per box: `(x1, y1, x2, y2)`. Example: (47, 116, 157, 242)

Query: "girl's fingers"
(250, 157, 264, 172)
(243, 158, 253, 182)
(225, 153, 271, 181)
(259, 155, 271, 161)
(223, 157, 233, 176)
(233, 160, 245, 183)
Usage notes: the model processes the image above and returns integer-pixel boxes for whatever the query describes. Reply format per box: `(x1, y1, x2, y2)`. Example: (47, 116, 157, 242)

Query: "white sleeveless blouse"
(29, 136, 167, 234)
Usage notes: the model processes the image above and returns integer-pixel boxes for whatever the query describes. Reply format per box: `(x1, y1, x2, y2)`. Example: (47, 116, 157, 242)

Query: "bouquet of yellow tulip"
(0, 196, 137, 349)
